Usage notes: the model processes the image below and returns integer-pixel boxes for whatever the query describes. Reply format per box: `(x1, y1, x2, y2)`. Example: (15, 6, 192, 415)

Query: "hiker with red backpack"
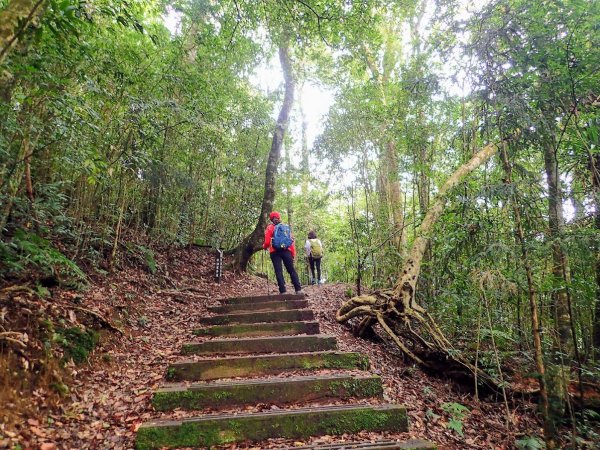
(305, 230, 324, 285)
(263, 211, 302, 295)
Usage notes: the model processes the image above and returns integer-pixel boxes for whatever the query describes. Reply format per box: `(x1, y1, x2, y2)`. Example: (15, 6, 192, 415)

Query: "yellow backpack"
(309, 239, 323, 258)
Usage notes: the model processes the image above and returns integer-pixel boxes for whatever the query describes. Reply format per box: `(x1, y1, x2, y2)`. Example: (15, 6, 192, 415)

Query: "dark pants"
(270, 250, 302, 293)
(309, 256, 322, 283)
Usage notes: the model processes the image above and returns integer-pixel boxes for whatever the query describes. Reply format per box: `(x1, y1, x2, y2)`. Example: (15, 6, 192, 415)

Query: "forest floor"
(0, 246, 565, 449)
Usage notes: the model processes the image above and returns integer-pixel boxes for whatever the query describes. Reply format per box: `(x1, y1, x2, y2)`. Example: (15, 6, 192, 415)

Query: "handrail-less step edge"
(199, 308, 315, 325)
(193, 320, 321, 337)
(166, 351, 370, 381)
(136, 404, 408, 450)
(151, 374, 383, 410)
(181, 334, 337, 355)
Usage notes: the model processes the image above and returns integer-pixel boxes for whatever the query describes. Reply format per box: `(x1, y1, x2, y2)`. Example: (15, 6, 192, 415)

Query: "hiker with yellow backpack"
(304, 230, 324, 285)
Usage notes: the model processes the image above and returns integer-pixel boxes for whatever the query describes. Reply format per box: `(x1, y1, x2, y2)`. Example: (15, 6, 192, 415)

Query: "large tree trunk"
(592, 151, 600, 359)
(0, 0, 48, 64)
(383, 140, 406, 254)
(337, 142, 500, 384)
(232, 42, 295, 271)
(361, 41, 407, 258)
(542, 139, 573, 424)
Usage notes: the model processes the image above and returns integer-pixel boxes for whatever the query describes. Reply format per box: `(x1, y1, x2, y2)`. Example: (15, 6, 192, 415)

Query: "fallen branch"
(157, 286, 205, 295)
(72, 306, 124, 335)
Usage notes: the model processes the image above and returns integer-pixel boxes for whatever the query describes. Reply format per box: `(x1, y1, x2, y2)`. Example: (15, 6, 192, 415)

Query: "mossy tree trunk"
(233, 41, 295, 271)
(542, 137, 573, 431)
(592, 150, 600, 359)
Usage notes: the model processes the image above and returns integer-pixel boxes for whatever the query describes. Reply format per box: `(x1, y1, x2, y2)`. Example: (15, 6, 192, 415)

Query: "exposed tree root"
(0, 331, 27, 348)
(337, 289, 501, 390)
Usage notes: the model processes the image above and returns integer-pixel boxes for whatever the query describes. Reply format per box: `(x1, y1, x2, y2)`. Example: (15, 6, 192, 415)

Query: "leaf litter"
(1, 247, 549, 449)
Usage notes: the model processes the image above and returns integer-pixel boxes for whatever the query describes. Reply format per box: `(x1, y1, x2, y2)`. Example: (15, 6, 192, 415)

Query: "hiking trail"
(135, 292, 437, 449)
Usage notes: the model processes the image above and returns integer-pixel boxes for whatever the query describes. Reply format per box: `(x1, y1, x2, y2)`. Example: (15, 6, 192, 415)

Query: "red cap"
(269, 211, 281, 221)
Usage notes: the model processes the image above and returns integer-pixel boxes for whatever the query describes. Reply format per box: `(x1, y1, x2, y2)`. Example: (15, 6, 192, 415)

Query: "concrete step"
(136, 404, 408, 450)
(166, 351, 370, 381)
(181, 334, 337, 356)
(193, 320, 321, 338)
(209, 299, 309, 314)
(200, 308, 314, 326)
(152, 374, 383, 411)
(220, 293, 305, 305)
(277, 440, 437, 449)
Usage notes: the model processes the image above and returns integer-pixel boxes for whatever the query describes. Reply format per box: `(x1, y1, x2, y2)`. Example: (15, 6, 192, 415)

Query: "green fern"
(4, 229, 87, 284)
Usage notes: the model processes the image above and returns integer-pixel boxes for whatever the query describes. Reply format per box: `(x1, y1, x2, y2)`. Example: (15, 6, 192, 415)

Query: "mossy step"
(220, 293, 305, 304)
(166, 351, 370, 381)
(277, 439, 437, 449)
(181, 334, 337, 356)
(200, 309, 314, 326)
(193, 320, 321, 337)
(209, 299, 309, 314)
(152, 374, 383, 411)
(135, 404, 408, 450)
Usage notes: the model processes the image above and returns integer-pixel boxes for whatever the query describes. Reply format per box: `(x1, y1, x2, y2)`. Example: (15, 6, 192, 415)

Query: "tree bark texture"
(362, 43, 407, 257)
(593, 151, 600, 358)
(542, 140, 573, 422)
(233, 43, 295, 271)
(383, 139, 406, 254)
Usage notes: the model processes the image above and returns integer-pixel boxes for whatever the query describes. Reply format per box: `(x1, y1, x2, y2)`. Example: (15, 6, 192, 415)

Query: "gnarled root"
(335, 295, 378, 322)
(337, 291, 501, 391)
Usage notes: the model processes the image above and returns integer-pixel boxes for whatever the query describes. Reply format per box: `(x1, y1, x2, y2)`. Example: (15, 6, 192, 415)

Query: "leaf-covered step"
(181, 334, 337, 356)
(220, 293, 305, 305)
(193, 320, 320, 338)
(152, 374, 383, 411)
(200, 308, 314, 325)
(276, 439, 437, 449)
(208, 299, 309, 314)
(166, 351, 370, 381)
(136, 404, 408, 450)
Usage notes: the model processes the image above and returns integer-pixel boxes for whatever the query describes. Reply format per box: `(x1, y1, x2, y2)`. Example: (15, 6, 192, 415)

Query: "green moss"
(168, 352, 370, 382)
(322, 353, 369, 370)
(329, 377, 383, 398)
(153, 388, 238, 411)
(50, 381, 69, 396)
(135, 406, 407, 449)
(55, 327, 99, 364)
(213, 390, 234, 400)
(166, 367, 176, 380)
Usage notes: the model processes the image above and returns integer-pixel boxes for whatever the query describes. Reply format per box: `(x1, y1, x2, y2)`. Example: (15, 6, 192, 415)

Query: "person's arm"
(290, 241, 296, 259)
(263, 225, 273, 249)
(304, 240, 311, 256)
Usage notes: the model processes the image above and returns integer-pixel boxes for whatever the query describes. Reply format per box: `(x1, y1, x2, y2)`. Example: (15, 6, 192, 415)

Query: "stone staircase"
(136, 293, 436, 449)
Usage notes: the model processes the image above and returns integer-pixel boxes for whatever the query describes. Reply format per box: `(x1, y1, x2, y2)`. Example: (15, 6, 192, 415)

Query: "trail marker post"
(215, 249, 223, 282)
